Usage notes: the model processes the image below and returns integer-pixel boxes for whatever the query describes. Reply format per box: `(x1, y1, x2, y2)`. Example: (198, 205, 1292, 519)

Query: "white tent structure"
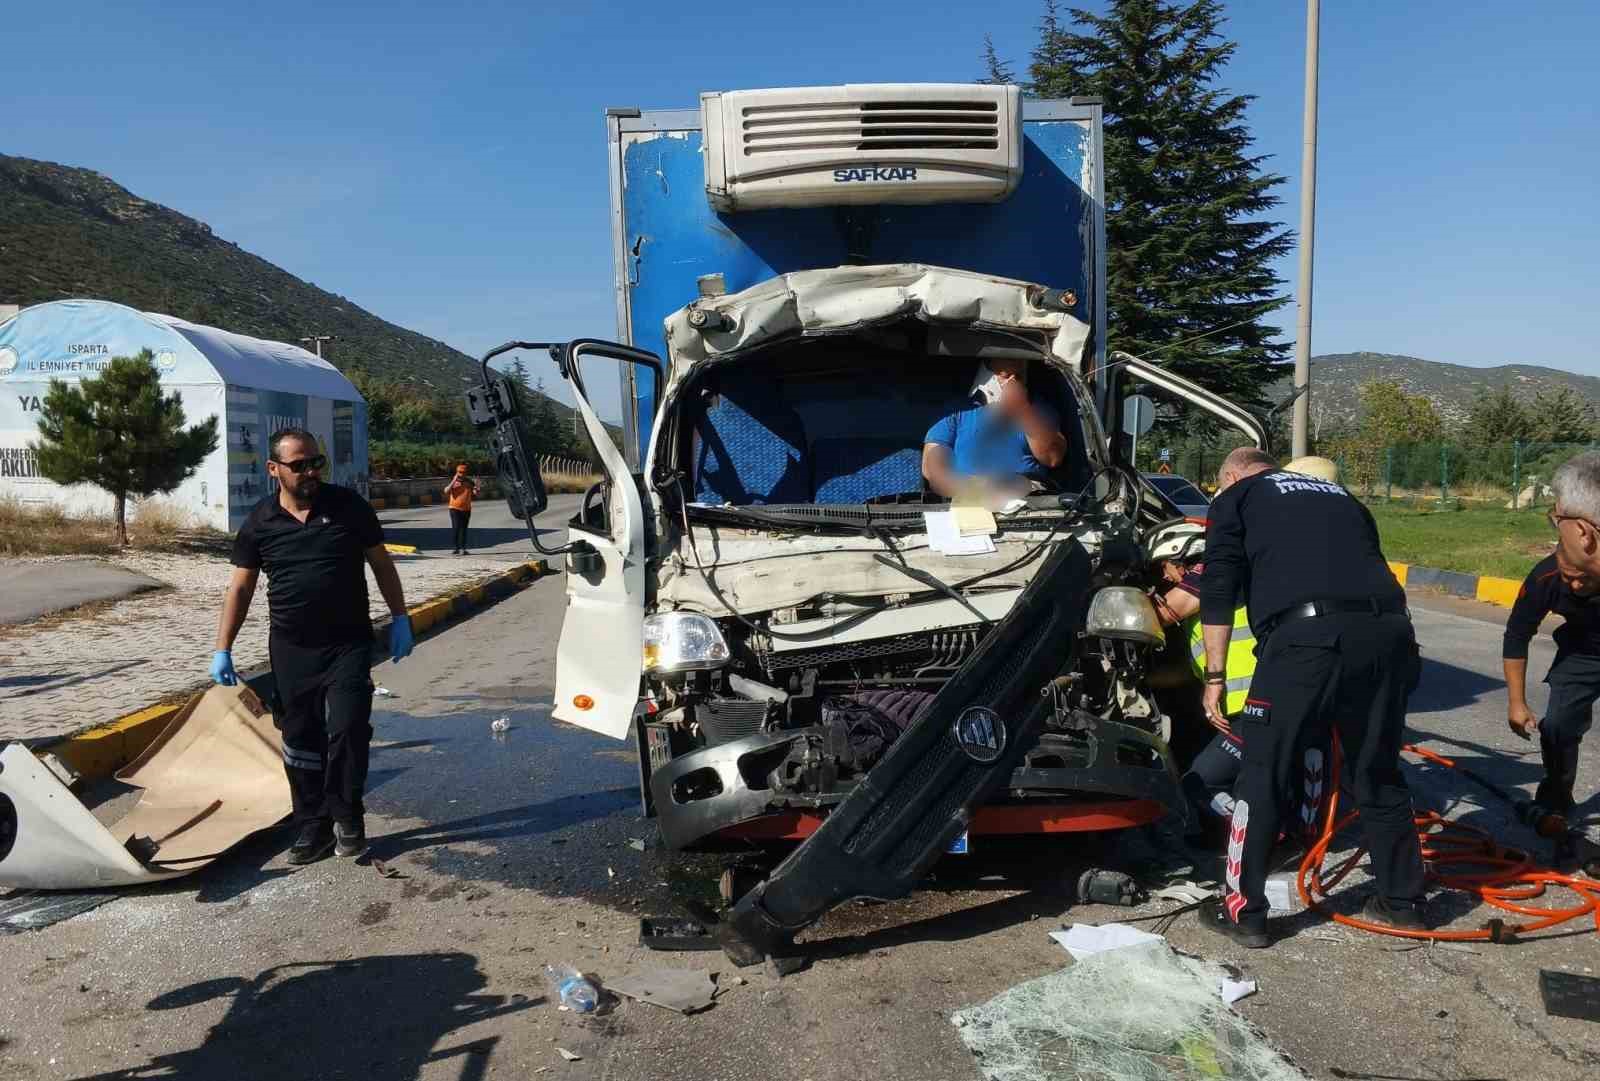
(0, 299, 367, 531)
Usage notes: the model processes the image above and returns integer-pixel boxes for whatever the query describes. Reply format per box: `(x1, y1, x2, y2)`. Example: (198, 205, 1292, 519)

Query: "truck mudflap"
(716, 539, 1098, 966)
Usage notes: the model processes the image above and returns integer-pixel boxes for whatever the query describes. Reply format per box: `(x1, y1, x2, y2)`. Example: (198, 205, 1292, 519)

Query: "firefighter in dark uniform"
(211, 428, 415, 864)
(1197, 447, 1427, 947)
(1503, 452, 1600, 873)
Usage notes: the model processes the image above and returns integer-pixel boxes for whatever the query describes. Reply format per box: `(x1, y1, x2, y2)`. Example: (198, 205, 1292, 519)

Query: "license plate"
(946, 830, 969, 855)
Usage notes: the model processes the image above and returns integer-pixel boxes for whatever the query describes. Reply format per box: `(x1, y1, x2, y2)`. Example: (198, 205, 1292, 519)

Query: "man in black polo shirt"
(1196, 447, 1426, 947)
(211, 428, 415, 864)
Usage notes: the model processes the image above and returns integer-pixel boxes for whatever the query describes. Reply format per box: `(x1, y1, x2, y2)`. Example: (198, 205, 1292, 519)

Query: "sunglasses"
(1542, 511, 1593, 534)
(271, 454, 326, 474)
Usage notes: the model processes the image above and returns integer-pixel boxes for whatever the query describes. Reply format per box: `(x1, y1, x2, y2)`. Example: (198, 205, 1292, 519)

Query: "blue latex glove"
(389, 615, 415, 662)
(210, 650, 238, 686)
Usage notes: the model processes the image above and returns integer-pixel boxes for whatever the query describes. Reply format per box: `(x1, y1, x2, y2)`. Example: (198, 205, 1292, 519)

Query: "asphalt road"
(3, 543, 1599, 1080)
(376, 493, 583, 564)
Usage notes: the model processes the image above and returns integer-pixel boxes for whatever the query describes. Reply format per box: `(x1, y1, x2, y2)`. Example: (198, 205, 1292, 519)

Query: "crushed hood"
(662, 264, 1092, 389)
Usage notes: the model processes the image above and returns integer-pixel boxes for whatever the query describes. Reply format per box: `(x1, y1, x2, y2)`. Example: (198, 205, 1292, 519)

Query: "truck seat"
(691, 377, 810, 505)
(812, 439, 925, 503)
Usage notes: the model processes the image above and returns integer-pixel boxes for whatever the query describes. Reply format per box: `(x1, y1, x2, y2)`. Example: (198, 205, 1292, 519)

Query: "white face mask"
(970, 366, 1006, 408)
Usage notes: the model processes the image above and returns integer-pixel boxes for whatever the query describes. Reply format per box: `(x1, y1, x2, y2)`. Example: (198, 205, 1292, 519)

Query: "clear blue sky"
(5, 0, 1597, 418)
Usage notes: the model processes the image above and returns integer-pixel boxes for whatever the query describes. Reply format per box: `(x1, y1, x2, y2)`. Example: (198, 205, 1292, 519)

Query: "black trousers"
(1224, 611, 1425, 928)
(1182, 728, 1329, 841)
(269, 636, 374, 827)
(1539, 652, 1600, 814)
(449, 508, 470, 551)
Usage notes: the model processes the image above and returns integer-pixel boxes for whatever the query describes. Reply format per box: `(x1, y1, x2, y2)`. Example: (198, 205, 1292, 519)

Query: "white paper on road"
(1266, 876, 1295, 913)
(924, 510, 997, 556)
(1049, 922, 1165, 960)
(1220, 977, 1259, 1005)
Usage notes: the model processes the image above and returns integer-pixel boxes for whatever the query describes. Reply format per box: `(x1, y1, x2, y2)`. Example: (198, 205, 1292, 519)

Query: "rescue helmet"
(1147, 519, 1206, 565)
(1285, 455, 1339, 483)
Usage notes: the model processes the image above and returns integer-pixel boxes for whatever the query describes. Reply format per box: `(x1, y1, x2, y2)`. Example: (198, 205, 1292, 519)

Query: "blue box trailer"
(604, 89, 1108, 467)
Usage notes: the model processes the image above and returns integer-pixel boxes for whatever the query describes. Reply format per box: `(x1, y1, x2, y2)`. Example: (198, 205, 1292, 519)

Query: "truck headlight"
(1085, 587, 1164, 647)
(643, 612, 730, 673)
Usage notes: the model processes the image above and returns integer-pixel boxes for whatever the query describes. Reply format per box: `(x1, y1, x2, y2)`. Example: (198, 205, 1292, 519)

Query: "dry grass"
(0, 495, 228, 557)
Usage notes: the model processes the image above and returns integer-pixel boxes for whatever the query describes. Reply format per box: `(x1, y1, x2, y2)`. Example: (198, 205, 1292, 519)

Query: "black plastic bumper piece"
(717, 540, 1094, 966)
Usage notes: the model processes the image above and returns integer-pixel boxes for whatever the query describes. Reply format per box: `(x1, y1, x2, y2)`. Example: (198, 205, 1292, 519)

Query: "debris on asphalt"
(0, 684, 290, 890)
(1539, 969, 1600, 1022)
(371, 858, 406, 879)
(638, 916, 718, 952)
(1264, 875, 1296, 914)
(953, 940, 1306, 1080)
(555, 1047, 582, 1062)
(1050, 922, 1165, 960)
(607, 866, 616, 878)
(1076, 867, 1144, 906)
(0, 889, 120, 934)
(607, 968, 717, 1014)
(627, 838, 647, 851)
(373, 686, 395, 697)
(545, 964, 600, 1013)
(1150, 881, 1216, 905)
(491, 716, 510, 732)
(1219, 976, 1258, 1006)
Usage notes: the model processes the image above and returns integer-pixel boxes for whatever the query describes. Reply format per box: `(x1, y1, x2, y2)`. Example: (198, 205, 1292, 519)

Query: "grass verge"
(1366, 501, 1551, 581)
(0, 497, 229, 557)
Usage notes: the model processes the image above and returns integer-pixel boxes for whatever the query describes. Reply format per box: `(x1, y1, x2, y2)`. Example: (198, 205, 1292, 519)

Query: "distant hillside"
(1274, 351, 1600, 434)
(0, 153, 613, 453)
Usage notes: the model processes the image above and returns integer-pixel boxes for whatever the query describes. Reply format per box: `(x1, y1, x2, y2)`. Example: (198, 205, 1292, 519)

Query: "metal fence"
(1138, 441, 1596, 510)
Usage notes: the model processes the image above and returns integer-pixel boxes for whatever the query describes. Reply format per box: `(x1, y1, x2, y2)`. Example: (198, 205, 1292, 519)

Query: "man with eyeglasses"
(210, 427, 415, 864)
(1504, 452, 1600, 866)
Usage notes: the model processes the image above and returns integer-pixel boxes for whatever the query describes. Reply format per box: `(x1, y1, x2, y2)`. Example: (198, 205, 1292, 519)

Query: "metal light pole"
(1291, 0, 1320, 459)
(300, 334, 334, 359)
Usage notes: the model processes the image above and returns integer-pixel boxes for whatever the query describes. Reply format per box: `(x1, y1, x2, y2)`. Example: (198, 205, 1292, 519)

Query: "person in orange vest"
(444, 464, 479, 555)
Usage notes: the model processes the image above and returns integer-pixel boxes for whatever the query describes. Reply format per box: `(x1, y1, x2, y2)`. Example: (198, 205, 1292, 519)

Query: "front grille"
(764, 624, 987, 673)
(697, 698, 769, 747)
(740, 100, 1000, 155)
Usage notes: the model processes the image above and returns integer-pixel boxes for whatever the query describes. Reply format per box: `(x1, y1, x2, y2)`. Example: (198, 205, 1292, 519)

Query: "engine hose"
(1296, 737, 1600, 941)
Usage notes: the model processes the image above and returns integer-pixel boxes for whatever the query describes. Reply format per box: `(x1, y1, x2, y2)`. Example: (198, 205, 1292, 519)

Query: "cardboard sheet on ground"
(606, 968, 717, 1014)
(0, 685, 291, 889)
(953, 941, 1306, 1081)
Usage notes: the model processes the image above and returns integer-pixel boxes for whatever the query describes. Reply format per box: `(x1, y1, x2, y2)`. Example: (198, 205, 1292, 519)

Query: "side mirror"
(492, 416, 547, 520)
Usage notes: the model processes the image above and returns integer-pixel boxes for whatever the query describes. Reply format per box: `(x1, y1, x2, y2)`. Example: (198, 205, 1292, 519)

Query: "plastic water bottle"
(545, 963, 599, 1013)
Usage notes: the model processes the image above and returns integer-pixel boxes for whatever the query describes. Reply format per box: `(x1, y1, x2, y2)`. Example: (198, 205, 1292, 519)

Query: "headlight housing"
(1085, 586, 1165, 647)
(643, 612, 731, 673)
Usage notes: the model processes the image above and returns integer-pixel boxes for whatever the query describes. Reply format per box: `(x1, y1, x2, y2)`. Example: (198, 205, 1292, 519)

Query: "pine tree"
(1464, 385, 1533, 445)
(980, 35, 1016, 84)
(1529, 386, 1595, 445)
(31, 351, 219, 545)
(1020, 0, 1292, 404)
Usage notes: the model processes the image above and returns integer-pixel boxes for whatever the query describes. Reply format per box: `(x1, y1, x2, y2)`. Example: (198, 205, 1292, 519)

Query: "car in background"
(1143, 473, 1211, 518)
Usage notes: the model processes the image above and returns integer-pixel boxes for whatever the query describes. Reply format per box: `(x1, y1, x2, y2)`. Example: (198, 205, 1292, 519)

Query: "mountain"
(1276, 351, 1600, 434)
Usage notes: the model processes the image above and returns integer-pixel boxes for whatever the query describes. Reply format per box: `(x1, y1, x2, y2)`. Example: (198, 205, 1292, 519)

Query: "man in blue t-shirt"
(921, 359, 1067, 497)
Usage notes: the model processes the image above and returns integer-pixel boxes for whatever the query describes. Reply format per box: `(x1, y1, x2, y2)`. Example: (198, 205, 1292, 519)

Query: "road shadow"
(367, 790, 639, 862)
(805, 890, 1066, 961)
(1407, 656, 1507, 713)
(379, 521, 536, 554)
(70, 952, 538, 1081)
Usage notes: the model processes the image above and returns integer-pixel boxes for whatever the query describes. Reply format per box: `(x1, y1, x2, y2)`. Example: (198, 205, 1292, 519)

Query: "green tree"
(1528, 386, 1595, 444)
(1326, 380, 1441, 488)
(1014, 0, 1292, 403)
(31, 351, 219, 545)
(1464, 385, 1533, 445)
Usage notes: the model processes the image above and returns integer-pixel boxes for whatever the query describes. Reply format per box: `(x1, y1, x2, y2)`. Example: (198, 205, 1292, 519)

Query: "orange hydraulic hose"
(1295, 738, 1600, 941)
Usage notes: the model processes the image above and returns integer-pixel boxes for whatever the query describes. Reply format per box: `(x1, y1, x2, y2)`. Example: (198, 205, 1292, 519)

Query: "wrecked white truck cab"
(466, 84, 1266, 963)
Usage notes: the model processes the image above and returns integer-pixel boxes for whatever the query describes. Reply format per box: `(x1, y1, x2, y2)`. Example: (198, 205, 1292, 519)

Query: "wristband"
(1204, 668, 1227, 680)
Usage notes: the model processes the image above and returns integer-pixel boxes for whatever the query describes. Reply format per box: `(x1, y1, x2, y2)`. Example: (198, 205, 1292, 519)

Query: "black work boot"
(334, 818, 367, 859)
(1361, 894, 1428, 932)
(287, 821, 334, 865)
(1198, 899, 1270, 949)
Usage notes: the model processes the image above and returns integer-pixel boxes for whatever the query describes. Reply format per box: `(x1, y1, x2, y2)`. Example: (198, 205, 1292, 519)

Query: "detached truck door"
(550, 339, 660, 739)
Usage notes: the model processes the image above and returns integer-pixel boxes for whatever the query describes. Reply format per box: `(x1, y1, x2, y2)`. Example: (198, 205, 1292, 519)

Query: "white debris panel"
(0, 684, 291, 889)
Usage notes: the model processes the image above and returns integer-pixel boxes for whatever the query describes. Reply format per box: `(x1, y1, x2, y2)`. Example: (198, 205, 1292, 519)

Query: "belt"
(1266, 597, 1407, 633)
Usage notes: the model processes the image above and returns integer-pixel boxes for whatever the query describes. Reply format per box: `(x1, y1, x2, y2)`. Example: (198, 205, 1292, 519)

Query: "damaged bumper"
(0, 685, 291, 890)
